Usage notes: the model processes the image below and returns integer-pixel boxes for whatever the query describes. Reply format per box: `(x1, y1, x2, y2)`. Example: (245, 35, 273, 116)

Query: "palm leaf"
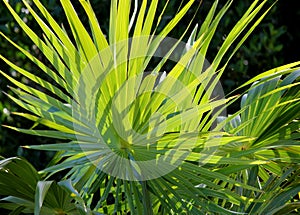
(1, 0, 299, 214)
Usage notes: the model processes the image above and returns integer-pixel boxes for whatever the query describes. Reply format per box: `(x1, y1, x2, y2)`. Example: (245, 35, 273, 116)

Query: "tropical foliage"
(0, 0, 299, 214)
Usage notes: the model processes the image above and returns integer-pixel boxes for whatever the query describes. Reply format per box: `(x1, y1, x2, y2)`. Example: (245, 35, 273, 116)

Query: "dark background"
(0, 0, 299, 169)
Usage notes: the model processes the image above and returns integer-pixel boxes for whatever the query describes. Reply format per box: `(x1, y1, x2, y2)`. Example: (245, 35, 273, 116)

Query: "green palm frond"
(0, 0, 299, 214)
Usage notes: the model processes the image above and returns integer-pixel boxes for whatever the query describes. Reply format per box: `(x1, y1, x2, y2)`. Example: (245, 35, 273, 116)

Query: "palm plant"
(0, 0, 299, 214)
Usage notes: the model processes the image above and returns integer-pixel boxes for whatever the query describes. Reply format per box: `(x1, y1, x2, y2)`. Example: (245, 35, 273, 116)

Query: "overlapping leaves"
(0, 0, 299, 214)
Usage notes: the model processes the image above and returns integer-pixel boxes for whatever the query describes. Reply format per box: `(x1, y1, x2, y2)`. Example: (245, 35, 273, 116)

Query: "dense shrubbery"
(0, 0, 299, 214)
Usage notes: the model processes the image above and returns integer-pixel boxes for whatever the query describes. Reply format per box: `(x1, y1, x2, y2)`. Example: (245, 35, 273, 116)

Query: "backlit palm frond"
(0, 0, 299, 214)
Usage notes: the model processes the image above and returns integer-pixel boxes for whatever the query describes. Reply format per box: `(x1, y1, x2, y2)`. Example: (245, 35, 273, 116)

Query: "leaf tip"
(21, 145, 30, 149)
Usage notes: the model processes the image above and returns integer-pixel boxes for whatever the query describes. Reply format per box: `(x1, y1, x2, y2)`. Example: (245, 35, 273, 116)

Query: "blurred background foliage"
(0, 0, 299, 169)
